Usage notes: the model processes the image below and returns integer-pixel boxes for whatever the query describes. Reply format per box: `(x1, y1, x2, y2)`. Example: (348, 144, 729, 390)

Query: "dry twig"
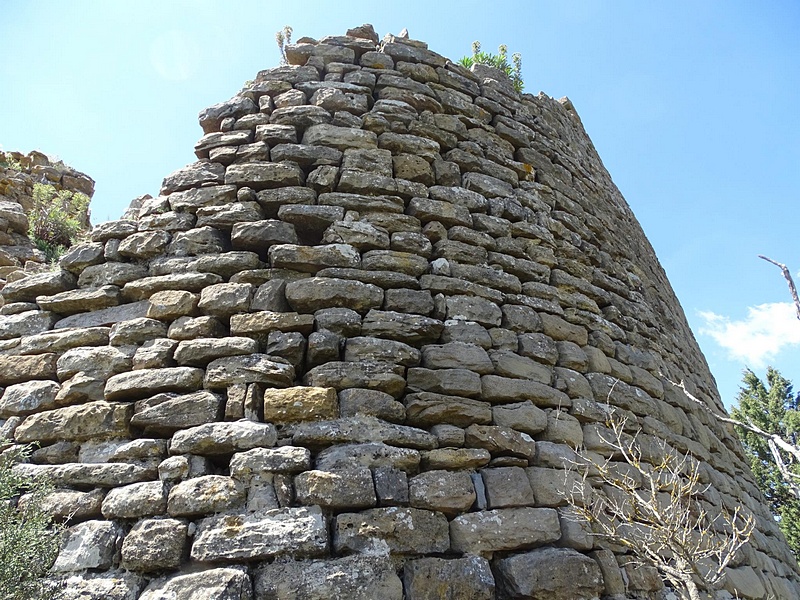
(566, 411, 754, 600)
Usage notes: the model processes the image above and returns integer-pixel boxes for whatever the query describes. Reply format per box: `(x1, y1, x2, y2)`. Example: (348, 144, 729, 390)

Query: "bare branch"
(565, 410, 753, 600)
(759, 255, 800, 321)
(666, 379, 800, 502)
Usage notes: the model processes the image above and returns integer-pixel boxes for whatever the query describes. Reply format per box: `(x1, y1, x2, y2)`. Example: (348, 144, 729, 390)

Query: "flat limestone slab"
(191, 506, 328, 562)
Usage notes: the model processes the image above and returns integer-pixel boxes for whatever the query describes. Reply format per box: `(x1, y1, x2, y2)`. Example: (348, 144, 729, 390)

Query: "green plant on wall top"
(28, 182, 89, 264)
(275, 25, 293, 66)
(459, 41, 524, 93)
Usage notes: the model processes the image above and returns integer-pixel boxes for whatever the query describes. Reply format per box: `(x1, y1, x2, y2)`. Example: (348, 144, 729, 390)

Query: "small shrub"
(275, 25, 293, 66)
(0, 152, 23, 172)
(0, 444, 63, 599)
(459, 41, 524, 93)
(28, 182, 89, 263)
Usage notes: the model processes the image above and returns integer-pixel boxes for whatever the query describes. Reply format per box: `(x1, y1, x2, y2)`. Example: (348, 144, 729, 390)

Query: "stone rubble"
(0, 22, 797, 600)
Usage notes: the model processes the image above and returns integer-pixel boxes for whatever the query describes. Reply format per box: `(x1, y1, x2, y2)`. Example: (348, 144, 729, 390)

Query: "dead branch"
(758, 255, 800, 321)
(667, 379, 800, 501)
(566, 412, 754, 600)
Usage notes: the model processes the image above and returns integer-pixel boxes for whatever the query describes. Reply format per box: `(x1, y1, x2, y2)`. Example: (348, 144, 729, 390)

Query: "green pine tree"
(732, 367, 800, 556)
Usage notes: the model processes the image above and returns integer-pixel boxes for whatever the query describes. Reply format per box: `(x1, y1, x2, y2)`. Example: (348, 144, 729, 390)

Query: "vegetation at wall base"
(0, 444, 62, 600)
(459, 40, 524, 92)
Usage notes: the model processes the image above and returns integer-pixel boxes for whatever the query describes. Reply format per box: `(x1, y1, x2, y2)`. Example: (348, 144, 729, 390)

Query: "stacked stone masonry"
(0, 23, 797, 600)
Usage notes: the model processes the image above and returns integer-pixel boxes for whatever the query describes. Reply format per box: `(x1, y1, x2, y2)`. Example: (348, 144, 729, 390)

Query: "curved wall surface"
(1, 24, 798, 600)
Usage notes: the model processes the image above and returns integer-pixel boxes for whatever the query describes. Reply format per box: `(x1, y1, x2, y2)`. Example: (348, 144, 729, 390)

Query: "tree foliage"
(0, 444, 62, 599)
(732, 367, 800, 556)
(459, 41, 524, 93)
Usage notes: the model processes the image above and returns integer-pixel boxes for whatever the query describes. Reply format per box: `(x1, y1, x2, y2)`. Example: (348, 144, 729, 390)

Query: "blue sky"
(2, 1, 799, 407)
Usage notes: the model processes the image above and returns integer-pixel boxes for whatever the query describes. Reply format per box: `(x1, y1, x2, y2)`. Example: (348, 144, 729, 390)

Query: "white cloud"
(150, 30, 200, 82)
(698, 302, 800, 367)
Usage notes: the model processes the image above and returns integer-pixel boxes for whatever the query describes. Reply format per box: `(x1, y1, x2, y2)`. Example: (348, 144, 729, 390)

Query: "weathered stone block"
(168, 475, 245, 516)
(404, 556, 495, 600)
(169, 420, 277, 455)
(481, 466, 535, 508)
(334, 507, 449, 554)
(191, 506, 328, 561)
(256, 555, 402, 600)
(105, 367, 204, 401)
(262, 386, 339, 423)
(230, 446, 311, 479)
(121, 517, 188, 572)
(139, 567, 252, 600)
(494, 547, 603, 600)
(101, 481, 166, 519)
(52, 520, 123, 573)
(204, 354, 294, 389)
(409, 469, 475, 515)
(449, 507, 560, 554)
(295, 467, 376, 510)
(14, 401, 132, 443)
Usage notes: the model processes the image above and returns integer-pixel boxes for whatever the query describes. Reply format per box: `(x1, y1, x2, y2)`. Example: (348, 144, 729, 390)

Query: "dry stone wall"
(0, 150, 94, 270)
(1, 23, 798, 599)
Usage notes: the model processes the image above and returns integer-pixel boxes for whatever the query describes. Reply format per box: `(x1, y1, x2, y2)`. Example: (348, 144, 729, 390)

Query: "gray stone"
(0, 310, 58, 340)
(481, 374, 572, 408)
(491, 401, 548, 436)
(101, 481, 166, 518)
(481, 466, 535, 509)
(17, 326, 110, 355)
(131, 391, 223, 435)
(197, 282, 254, 317)
(204, 354, 294, 389)
(295, 467, 376, 510)
(139, 567, 253, 600)
(421, 341, 493, 373)
(168, 475, 245, 516)
(334, 506, 449, 554)
(494, 547, 604, 600)
(255, 555, 403, 600)
(404, 392, 492, 428)
(122, 272, 224, 301)
(303, 361, 406, 398)
(270, 243, 360, 272)
(464, 425, 536, 460)
(450, 507, 561, 554)
(13, 462, 155, 487)
(302, 123, 378, 150)
(404, 556, 495, 600)
(2, 269, 77, 303)
(54, 300, 150, 330)
(55, 571, 143, 600)
(169, 420, 277, 455)
(105, 367, 204, 401)
(286, 277, 383, 314)
(230, 446, 311, 479)
(109, 317, 168, 346)
(344, 335, 420, 366)
(294, 416, 437, 450)
(338, 388, 405, 422)
(191, 506, 328, 561)
(120, 518, 188, 572)
(173, 337, 258, 366)
(409, 469, 475, 516)
(78, 262, 148, 288)
(14, 401, 132, 443)
(315, 442, 420, 473)
(0, 380, 60, 417)
(52, 520, 123, 572)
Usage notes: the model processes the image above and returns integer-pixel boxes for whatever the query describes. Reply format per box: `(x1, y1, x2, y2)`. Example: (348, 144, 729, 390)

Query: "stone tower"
(1, 24, 797, 600)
